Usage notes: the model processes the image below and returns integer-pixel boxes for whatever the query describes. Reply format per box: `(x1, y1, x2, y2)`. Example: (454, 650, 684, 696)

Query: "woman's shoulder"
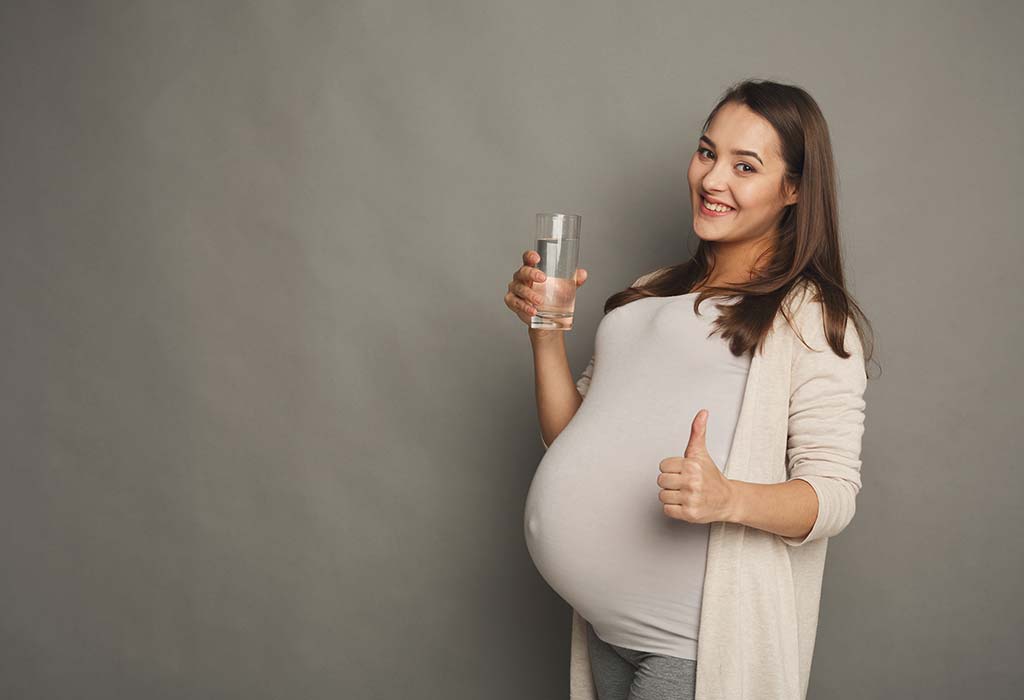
(782, 278, 818, 322)
(629, 266, 671, 288)
(782, 279, 865, 360)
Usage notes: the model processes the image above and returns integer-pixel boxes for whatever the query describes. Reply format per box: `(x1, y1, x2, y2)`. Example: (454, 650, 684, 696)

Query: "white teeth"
(703, 198, 733, 212)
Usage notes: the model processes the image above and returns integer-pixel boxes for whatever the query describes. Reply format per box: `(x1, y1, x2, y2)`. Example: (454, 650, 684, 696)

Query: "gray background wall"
(2, 1, 1021, 698)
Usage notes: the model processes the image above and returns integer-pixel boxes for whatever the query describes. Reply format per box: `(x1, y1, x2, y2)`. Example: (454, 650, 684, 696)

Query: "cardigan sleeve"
(539, 269, 662, 450)
(780, 299, 868, 547)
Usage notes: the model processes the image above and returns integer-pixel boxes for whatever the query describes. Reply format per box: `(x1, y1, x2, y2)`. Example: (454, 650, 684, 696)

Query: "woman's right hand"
(505, 249, 588, 331)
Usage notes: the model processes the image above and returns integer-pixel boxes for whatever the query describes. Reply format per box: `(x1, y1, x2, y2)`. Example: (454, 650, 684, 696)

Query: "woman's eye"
(698, 148, 754, 174)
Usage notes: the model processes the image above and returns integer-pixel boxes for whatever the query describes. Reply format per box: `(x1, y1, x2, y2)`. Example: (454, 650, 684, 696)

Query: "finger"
(515, 263, 547, 285)
(659, 457, 684, 474)
(657, 473, 684, 490)
(512, 282, 544, 307)
(505, 291, 536, 316)
(522, 249, 540, 265)
(683, 408, 710, 459)
(575, 268, 588, 287)
(663, 504, 687, 520)
(658, 489, 685, 506)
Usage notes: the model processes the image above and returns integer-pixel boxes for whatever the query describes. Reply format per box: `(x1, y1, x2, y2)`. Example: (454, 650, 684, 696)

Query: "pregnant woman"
(505, 79, 873, 700)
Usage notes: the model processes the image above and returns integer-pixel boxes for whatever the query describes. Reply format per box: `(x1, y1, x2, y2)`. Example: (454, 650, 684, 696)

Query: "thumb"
(684, 408, 710, 459)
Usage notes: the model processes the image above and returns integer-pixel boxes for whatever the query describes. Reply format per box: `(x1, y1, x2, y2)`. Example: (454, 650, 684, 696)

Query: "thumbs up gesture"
(657, 409, 738, 524)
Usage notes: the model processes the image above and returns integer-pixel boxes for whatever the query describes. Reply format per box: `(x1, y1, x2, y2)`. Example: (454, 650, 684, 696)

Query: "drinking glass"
(530, 213, 581, 330)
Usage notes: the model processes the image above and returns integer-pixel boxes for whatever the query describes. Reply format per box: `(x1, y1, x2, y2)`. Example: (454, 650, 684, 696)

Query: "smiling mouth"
(699, 197, 736, 216)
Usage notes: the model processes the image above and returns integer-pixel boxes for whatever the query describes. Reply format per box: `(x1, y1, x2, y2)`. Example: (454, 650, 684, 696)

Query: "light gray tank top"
(524, 291, 751, 660)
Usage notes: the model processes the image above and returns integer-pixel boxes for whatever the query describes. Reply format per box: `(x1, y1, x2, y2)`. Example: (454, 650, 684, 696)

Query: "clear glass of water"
(530, 213, 581, 331)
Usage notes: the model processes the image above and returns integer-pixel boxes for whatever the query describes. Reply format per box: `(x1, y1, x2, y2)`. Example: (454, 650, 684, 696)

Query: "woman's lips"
(699, 199, 735, 217)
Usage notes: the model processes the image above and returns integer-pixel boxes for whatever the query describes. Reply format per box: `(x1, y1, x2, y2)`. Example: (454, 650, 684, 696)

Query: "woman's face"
(686, 101, 798, 245)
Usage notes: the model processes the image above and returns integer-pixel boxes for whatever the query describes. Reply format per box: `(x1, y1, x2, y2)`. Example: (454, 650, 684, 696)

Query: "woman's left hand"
(657, 409, 738, 524)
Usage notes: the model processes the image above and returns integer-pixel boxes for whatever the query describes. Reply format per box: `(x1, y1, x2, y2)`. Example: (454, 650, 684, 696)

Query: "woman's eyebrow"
(699, 134, 764, 166)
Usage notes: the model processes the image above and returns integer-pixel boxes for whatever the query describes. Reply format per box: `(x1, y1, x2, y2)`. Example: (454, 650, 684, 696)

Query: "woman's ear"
(783, 181, 799, 206)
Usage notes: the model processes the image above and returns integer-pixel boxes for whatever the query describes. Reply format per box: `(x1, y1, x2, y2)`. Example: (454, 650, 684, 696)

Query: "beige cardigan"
(542, 270, 868, 700)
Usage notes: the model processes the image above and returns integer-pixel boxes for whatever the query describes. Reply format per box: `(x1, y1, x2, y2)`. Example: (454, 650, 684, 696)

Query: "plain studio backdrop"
(1, 1, 1021, 698)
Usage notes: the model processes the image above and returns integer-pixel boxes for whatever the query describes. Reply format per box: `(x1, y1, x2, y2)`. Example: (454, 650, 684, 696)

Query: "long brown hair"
(602, 78, 875, 373)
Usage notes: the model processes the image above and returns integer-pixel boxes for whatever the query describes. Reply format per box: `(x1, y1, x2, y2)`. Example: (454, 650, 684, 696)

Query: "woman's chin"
(693, 220, 726, 241)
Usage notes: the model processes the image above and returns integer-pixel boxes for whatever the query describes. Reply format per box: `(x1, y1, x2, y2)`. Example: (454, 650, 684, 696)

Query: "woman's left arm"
(728, 306, 868, 545)
(726, 478, 822, 542)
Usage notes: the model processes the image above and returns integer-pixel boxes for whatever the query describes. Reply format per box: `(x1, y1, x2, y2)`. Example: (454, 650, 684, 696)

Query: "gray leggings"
(586, 621, 697, 700)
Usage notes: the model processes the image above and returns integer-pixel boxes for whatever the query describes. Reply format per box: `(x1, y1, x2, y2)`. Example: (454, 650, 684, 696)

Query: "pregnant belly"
(523, 425, 709, 617)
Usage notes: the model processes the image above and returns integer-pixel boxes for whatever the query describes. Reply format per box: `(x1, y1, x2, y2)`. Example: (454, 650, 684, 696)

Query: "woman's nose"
(702, 177, 726, 194)
(701, 162, 731, 193)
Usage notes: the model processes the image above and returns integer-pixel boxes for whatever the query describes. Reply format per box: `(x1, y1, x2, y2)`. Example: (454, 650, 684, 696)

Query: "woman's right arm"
(505, 249, 590, 449)
(531, 331, 591, 449)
